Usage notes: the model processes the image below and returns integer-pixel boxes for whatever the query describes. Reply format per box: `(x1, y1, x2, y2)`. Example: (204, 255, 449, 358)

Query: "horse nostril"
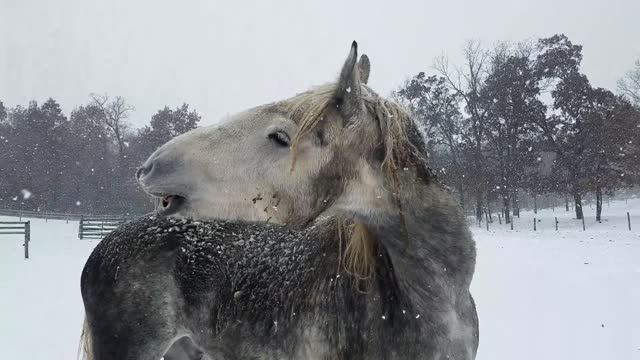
(136, 162, 153, 180)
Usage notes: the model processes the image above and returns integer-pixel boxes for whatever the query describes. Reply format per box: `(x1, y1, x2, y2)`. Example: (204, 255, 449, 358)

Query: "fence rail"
(79, 216, 130, 240)
(0, 208, 132, 222)
(469, 211, 633, 232)
(0, 221, 30, 259)
(0, 208, 134, 241)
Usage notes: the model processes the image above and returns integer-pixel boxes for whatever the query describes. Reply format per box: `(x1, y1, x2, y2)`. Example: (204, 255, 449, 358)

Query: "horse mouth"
(156, 195, 187, 216)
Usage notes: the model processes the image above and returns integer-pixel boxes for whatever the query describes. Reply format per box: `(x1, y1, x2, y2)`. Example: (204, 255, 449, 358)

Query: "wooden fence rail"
(468, 211, 633, 233)
(79, 216, 129, 240)
(0, 208, 129, 222)
(0, 221, 30, 259)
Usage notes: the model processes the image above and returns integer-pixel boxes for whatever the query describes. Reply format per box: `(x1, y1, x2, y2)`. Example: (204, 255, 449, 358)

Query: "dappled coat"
(82, 212, 478, 359)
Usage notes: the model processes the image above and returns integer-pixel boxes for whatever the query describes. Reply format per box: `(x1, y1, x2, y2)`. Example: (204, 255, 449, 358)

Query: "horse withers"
(81, 41, 478, 359)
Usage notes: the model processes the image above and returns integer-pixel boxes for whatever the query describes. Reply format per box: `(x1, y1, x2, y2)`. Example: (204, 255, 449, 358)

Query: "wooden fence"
(78, 216, 129, 240)
(0, 208, 110, 222)
(470, 211, 633, 232)
(0, 221, 31, 259)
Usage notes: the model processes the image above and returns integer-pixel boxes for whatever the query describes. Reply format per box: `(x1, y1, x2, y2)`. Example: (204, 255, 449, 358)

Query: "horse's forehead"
(211, 107, 290, 129)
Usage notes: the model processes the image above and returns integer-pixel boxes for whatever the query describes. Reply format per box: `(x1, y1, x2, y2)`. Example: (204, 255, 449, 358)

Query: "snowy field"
(1, 199, 639, 359)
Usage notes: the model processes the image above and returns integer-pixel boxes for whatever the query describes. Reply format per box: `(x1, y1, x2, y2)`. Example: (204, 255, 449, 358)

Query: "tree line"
(0, 96, 200, 214)
(394, 34, 640, 222)
(1, 34, 639, 219)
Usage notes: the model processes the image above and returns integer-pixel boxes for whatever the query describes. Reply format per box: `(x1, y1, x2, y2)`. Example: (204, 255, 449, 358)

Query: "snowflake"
(21, 189, 32, 200)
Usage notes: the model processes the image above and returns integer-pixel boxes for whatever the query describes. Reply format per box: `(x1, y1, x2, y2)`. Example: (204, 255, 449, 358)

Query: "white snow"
(20, 189, 32, 200)
(0, 217, 95, 359)
(472, 198, 640, 359)
(1, 199, 639, 359)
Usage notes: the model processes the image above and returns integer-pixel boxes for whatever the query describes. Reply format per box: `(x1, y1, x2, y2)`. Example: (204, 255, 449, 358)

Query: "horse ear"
(336, 41, 362, 113)
(358, 54, 370, 84)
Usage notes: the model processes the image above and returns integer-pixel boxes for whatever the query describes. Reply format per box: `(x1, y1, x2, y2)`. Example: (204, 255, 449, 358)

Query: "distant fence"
(78, 215, 130, 240)
(469, 211, 632, 232)
(0, 208, 120, 222)
(0, 221, 30, 259)
(0, 208, 135, 241)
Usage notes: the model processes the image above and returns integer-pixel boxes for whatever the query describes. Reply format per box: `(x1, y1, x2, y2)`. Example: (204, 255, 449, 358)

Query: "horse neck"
(368, 172, 476, 307)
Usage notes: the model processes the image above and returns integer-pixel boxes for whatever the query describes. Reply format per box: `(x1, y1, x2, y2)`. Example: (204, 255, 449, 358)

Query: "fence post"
(517, 208, 520, 218)
(628, 212, 632, 231)
(555, 217, 558, 231)
(24, 221, 30, 259)
(510, 219, 514, 230)
(498, 213, 502, 224)
(582, 217, 585, 231)
(79, 215, 84, 240)
(533, 218, 536, 231)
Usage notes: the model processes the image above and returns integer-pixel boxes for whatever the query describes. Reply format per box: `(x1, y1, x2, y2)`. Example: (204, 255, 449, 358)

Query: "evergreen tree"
(62, 105, 114, 213)
(6, 99, 68, 211)
(481, 52, 545, 223)
(533, 35, 590, 219)
(137, 103, 201, 156)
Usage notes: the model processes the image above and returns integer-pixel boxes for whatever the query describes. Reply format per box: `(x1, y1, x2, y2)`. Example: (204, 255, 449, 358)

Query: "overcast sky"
(1, 0, 639, 127)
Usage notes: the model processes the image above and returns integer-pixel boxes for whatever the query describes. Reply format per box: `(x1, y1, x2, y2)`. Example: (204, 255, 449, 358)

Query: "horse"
(81, 41, 479, 359)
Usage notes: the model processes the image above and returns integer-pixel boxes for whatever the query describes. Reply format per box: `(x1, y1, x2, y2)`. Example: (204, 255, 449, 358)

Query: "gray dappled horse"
(81, 42, 478, 360)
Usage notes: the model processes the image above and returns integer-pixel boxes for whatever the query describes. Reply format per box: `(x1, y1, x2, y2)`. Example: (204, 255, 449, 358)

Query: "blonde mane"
(280, 83, 428, 284)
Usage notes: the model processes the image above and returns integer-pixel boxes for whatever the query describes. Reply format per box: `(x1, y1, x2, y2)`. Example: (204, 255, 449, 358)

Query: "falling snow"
(20, 189, 32, 200)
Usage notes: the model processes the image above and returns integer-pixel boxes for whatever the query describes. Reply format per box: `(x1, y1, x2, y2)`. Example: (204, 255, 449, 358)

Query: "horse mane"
(278, 83, 431, 284)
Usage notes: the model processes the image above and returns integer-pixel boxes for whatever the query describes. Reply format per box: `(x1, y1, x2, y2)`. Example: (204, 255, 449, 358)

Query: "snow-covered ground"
(471, 199, 640, 360)
(1, 199, 639, 359)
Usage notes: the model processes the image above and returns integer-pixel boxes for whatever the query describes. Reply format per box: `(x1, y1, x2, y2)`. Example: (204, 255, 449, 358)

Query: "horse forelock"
(276, 82, 428, 172)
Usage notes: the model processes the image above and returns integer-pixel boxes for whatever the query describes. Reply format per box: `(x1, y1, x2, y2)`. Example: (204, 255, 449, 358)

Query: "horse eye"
(268, 130, 291, 147)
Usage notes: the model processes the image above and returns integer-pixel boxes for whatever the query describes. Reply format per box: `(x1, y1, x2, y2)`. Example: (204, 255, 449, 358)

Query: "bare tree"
(394, 73, 469, 208)
(90, 93, 134, 163)
(434, 40, 491, 220)
(617, 60, 640, 106)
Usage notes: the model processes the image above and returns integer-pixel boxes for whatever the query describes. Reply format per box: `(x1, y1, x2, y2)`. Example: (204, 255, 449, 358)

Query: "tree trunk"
(475, 196, 483, 222)
(596, 186, 603, 223)
(487, 201, 493, 222)
(565, 195, 569, 212)
(502, 195, 511, 224)
(573, 192, 584, 220)
(533, 194, 538, 214)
